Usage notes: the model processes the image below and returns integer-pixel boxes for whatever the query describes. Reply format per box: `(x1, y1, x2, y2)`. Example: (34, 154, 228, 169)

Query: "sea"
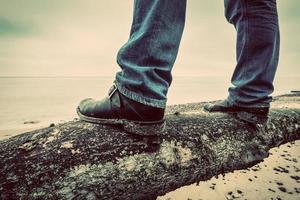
(0, 76, 299, 134)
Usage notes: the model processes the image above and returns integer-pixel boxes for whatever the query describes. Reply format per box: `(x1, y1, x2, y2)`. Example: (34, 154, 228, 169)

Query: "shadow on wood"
(0, 94, 299, 199)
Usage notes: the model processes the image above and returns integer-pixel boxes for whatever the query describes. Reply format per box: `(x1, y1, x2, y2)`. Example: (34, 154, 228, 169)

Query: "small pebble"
(276, 182, 283, 186)
(209, 185, 215, 190)
(290, 175, 300, 181)
(273, 166, 289, 173)
(268, 188, 276, 193)
(278, 187, 287, 193)
(24, 120, 39, 124)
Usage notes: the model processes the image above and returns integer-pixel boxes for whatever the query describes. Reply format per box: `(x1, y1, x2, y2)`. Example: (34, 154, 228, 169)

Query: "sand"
(158, 140, 300, 200)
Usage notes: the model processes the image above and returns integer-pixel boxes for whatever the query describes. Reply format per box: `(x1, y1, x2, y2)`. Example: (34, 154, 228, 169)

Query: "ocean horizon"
(0, 75, 299, 133)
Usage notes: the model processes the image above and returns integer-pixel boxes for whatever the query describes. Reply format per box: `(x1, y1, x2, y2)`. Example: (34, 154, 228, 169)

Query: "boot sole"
(76, 107, 166, 136)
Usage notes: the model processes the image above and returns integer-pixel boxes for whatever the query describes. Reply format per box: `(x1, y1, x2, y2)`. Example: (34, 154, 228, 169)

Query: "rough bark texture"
(0, 94, 299, 199)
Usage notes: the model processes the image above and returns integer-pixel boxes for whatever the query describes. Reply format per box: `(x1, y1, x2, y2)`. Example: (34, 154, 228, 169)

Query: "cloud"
(0, 18, 36, 36)
(0, 0, 299, 77)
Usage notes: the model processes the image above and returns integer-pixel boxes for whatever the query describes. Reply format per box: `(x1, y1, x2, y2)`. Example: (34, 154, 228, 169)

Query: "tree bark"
(0, 94, 299, 200)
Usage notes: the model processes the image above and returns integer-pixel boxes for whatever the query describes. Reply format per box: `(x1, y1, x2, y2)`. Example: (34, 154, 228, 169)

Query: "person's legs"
(77, 0, 187, 135)
(225, 0, 280, 107)
(205, 0, 280, 124)
(115, 0, 187, 108)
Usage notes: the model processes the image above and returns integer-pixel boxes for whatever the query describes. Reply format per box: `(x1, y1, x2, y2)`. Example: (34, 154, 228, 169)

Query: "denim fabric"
(115, 0, 279, 108)
(225, 0, 280, 107)
(115, 0, 187, 108)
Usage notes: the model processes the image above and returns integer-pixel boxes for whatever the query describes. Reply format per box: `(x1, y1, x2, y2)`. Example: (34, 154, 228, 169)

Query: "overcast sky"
(0, 0, 299, 77)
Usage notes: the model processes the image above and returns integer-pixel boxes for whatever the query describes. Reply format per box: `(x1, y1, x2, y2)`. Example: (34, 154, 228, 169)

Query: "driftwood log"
(0, 94, 299, 199)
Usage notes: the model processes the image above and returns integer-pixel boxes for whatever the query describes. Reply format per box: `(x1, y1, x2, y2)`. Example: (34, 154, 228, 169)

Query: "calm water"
(0, 76, 299, 131)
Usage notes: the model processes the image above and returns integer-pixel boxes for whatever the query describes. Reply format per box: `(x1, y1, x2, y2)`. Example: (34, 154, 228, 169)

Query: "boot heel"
(123, 120, 166, 136)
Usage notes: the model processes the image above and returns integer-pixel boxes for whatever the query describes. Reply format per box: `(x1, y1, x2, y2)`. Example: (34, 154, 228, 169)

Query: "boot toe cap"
(78, 98, 96, 116)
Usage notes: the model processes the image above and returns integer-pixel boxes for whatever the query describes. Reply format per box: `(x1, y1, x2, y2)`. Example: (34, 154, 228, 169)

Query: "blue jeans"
(115, 0, 280, 108)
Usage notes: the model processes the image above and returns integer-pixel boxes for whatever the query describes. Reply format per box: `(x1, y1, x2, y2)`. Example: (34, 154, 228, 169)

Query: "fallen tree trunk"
(0, 94, 299, 199)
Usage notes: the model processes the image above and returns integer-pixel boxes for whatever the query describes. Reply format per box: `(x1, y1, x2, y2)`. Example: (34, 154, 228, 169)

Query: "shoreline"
(0, 118, 74, 141)
(0, 127, 44, 141)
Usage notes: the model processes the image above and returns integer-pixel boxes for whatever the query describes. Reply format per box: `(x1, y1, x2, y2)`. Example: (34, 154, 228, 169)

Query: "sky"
(0, 0, 299, 77)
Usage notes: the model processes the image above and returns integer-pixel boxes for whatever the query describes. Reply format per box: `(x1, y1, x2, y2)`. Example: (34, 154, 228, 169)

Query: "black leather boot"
(77, 84, 166, 136)
(204, 99, 269, 124)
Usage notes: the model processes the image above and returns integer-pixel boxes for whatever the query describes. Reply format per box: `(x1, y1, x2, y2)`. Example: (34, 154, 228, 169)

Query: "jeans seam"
(243, 0, 249, 83)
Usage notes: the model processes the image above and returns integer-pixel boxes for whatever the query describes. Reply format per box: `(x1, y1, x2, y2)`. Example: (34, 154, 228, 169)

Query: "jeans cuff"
(114, 80, 167, 108)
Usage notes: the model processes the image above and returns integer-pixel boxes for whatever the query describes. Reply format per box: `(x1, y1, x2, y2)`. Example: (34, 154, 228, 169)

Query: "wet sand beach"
(158, 140, 300, 200)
